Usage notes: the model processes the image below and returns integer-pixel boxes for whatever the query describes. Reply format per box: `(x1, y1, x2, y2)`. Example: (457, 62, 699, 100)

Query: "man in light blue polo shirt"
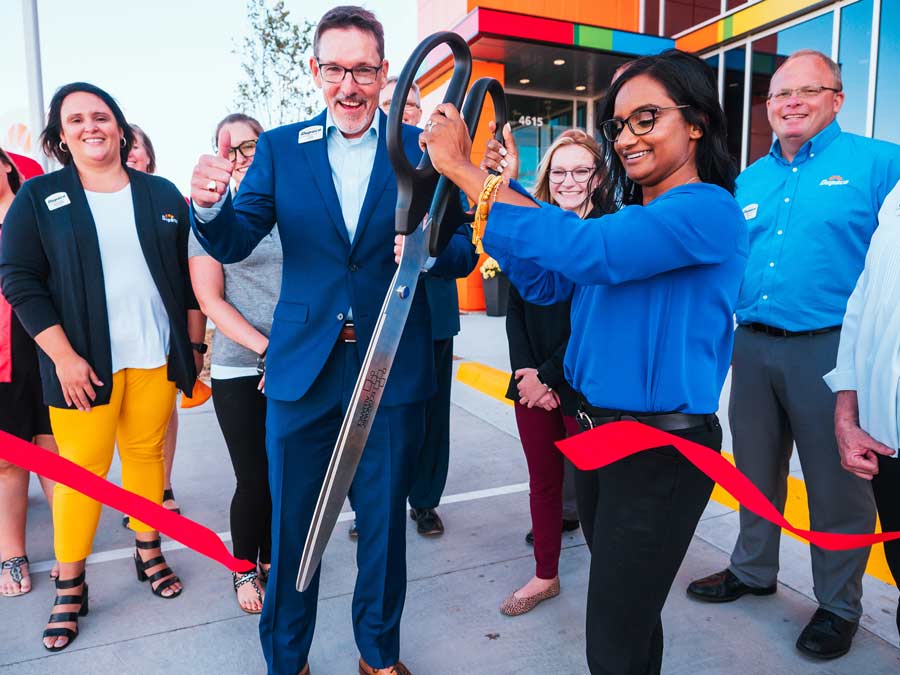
(687, 49, 900, 660)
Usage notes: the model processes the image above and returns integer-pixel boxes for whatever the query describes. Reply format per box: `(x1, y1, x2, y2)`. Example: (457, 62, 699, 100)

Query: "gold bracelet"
(472, 173, 504, 254)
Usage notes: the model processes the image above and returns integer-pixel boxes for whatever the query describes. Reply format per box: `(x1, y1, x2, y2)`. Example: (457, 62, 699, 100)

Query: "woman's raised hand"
(481, 121, 518, 181)
(419, 104, 473, 176)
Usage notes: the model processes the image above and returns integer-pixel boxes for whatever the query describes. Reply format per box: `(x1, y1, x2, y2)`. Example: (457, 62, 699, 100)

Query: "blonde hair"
(533, 129, 605, 218)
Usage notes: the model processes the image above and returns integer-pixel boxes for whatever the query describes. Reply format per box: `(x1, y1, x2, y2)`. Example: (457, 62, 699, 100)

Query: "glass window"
(645, 0, 661, 36)
(838, 0, 873, 136)
(747, 12, 833, 164)
(664, 0, 720, 37)
(705, 53, 721, 102)
(723, 47, 746, 165)
(576, 101, 587, 130)
(874, 0, 900, 144)
(507, 94, 576, 188)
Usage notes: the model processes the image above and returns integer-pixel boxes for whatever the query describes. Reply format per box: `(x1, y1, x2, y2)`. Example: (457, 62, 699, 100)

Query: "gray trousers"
(728, 326, 876, 621)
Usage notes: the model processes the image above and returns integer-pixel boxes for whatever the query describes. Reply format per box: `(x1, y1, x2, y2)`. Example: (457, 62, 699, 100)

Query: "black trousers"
(408, 337, 453, 510)
(212, 376, 272, 564)
(872, 454, 900, 636)
(575, 420, 722, 675)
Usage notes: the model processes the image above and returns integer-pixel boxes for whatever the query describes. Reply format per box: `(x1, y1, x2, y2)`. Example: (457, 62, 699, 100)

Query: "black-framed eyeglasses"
(600, 105, 691, 142)
(766, 85, 842, 102)
(317, 61, 384, 85)
(548, 166, 595, 184)
(222, 140, 257, 162)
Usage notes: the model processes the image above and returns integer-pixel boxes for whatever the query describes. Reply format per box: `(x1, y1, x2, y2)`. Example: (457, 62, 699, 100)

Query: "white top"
(85, 184, 170, 374)
(824, 179, 900, 449)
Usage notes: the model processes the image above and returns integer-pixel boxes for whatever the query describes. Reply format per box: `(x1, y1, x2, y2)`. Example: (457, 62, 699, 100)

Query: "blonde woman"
(483, 129, 605, 615)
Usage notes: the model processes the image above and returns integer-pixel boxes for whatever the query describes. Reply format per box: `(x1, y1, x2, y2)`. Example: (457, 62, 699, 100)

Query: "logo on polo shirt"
(819, 175, 849, 186)
(161, 213, 178, 224)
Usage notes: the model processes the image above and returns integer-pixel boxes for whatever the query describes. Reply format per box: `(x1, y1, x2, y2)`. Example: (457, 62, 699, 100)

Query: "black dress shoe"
(526, 519, 581, 545)
(796, 608, 858, 659)
(348, 520, 358, 539)
(686, 569, 777, 603)
(410, 508, 444, 536)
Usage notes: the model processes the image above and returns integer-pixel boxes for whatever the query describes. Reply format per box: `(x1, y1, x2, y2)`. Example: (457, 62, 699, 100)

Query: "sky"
(1, 0, 420, 193)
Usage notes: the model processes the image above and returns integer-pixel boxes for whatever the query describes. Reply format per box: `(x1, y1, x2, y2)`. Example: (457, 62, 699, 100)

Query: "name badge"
(45, 192, 71, 211)
(298, 126, 324, 144)
(742, 203, 758, 220)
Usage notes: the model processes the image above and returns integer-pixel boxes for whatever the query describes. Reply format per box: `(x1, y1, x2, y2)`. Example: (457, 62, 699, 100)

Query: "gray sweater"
(188, 226, 282, 368)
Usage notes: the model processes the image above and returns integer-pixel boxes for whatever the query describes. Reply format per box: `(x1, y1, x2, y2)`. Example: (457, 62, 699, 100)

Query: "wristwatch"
(191, 342, 208, 354)
(256, 347, 268, 376)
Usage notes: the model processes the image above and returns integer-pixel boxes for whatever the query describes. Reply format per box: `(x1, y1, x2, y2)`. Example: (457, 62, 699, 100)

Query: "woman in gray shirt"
(188, 114, 281, 614)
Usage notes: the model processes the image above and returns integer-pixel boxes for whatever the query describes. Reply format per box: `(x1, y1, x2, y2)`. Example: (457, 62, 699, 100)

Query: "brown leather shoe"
(297, 663, 309, 675)
(358, 656, 411, 675)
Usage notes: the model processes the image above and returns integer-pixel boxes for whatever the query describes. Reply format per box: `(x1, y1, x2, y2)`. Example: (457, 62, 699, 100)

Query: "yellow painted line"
(456, 360, 896, 586)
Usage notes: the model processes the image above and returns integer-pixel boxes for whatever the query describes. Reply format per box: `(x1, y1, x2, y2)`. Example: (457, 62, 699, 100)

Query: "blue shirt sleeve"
(484, 181, 743, 295)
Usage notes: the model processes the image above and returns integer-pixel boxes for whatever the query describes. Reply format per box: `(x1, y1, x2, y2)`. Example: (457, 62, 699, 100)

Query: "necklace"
(684, 176, 701, 185)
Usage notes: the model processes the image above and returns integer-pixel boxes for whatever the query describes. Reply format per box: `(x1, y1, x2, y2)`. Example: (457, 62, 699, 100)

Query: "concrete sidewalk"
(2, 313, 899, 674)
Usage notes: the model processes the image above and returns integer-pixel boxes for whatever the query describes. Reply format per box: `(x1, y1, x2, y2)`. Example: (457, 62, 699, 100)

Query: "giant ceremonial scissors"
(297, 31, 507, 591)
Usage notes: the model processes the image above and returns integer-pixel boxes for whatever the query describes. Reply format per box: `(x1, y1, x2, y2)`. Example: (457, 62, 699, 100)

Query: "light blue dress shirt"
(325, 108, 379, 242)
(734, 120, 900, 331)
(825, 179, 900, 449)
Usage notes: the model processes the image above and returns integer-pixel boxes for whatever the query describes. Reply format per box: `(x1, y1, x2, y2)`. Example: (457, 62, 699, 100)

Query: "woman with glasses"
(188, 113, 280, 614)
(422, 49, 747, 674)
(480, 129, 603, 616)
(0, 82, 197, 651)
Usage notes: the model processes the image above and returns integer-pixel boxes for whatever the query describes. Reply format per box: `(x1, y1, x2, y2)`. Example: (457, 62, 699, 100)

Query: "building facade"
(418, 0, 898, 309)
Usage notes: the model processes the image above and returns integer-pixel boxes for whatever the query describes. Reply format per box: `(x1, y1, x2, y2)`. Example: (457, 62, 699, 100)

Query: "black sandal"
(232, 570, 263, 614)
(1, 555, 30, 597)
(162, 488, 181, 515)
(42, 571, 89, 652)
(134, 539, 182, 599)
(123, 488, 181, 529)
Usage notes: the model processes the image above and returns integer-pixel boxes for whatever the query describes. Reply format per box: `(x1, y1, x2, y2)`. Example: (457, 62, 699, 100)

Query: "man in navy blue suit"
(190, 7, 476, 675)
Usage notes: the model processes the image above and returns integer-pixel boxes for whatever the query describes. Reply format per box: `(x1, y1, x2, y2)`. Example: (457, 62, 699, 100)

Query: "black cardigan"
(0, 164, 198, 408)
(504, 283, 577, 416)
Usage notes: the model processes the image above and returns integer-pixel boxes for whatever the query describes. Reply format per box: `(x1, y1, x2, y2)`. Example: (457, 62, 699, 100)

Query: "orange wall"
(465, 0, 640, 31)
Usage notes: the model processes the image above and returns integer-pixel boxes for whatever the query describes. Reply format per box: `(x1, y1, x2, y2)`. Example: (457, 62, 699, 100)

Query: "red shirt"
(7, 152, 44, 180)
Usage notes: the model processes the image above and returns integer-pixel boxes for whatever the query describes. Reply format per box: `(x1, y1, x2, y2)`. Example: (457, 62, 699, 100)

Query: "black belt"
(338, 322, 357, 343)
(745, 322, 841, 338)
(576, 402, 717, 432)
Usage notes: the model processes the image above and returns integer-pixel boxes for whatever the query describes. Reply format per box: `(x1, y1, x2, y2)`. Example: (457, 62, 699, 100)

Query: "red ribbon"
(557, 421, 900, 551)
(0, 429, 255, 572)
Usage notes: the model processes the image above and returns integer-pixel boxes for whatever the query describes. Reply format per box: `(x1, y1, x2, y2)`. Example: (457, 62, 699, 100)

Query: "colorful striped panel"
(676, 0, 826, 52)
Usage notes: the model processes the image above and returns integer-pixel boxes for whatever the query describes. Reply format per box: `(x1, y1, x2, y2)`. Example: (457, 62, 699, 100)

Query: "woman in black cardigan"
(488, 129, 606, 615)
(0, 82, 201, 651)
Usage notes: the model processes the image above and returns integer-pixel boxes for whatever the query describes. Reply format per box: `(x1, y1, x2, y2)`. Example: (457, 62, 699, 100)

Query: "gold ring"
(206, 180, 217, 192)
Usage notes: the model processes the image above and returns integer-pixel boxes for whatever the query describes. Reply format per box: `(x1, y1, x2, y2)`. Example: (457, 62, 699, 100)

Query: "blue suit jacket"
(192, 111, 475, 405)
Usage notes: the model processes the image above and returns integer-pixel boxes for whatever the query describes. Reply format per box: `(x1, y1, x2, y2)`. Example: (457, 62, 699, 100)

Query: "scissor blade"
(296, 223, 431, 592)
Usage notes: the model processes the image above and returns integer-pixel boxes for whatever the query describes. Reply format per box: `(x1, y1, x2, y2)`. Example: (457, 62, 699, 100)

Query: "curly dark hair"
(596, 49, 737, 212)
(0, 148, 23, 194)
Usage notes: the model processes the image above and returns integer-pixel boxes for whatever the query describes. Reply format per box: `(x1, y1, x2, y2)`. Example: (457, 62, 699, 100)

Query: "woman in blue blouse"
(422, 50, 748, 674)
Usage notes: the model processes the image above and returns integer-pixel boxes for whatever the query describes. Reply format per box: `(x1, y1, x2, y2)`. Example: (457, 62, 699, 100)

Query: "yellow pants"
(49, 365, 176, 562)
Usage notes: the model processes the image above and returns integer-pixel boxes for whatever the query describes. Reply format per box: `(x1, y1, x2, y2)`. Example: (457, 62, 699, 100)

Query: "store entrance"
(507, 93, 590, 188)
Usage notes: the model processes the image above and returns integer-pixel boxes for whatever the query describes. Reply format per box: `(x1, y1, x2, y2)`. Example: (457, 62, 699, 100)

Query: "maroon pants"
(514, 402, 580, 579)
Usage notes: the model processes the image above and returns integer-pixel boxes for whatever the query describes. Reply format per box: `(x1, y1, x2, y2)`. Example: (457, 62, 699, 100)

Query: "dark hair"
(40, 82, 133, 167)
(596, 49, 736, 212)
(0, 148, 23, 194)
(314, 6, 384, 61)
(213, 113, 264, 150)
(129, 124, 157, 174)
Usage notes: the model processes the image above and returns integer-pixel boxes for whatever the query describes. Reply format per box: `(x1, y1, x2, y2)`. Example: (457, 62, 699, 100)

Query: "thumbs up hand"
(191, 127, 236, 208)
